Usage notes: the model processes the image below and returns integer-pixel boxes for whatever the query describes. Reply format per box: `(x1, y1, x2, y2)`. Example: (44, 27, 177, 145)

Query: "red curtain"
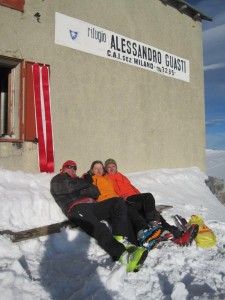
(32, 64, 54, 173)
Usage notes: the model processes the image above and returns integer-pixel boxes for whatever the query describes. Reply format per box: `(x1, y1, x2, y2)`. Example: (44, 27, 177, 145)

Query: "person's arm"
(79, 183, 100, 200)
(51, 173, 90, 196)
(122, 173, 140, 194)
(82, 171, 93, 183)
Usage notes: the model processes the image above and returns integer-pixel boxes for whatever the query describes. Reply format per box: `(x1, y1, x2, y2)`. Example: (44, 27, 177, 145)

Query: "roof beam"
(193, 12, 201, 21)
(160, 0, 212, 22)
(178, 4, 187, 12)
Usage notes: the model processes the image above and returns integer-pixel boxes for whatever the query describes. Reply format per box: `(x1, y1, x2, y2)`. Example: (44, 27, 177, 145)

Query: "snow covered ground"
(0, 150, 225, 300)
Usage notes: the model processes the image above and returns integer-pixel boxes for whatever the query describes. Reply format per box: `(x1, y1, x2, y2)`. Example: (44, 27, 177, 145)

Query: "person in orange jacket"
(82, 160, 163, 249)
(90, 163, 118, 202)
(104, 158, 182, 239)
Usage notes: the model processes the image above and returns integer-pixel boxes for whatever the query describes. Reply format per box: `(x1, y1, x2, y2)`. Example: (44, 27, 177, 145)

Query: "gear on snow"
(172, 224, 199, 246)
(170, 215, 199, 246)
(152, 215, 199, 247)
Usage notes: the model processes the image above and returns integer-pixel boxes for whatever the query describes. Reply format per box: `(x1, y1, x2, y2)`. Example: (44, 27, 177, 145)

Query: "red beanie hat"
(62, 160, 77, 169)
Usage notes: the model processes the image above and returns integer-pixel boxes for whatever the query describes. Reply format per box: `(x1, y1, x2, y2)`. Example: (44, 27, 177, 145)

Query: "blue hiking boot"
(137, 221, 163, 251)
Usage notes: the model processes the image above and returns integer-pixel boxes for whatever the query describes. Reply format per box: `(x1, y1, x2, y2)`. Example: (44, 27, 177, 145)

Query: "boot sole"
(146, 227, 162, 243)
(143, 227, 163, 251)
(188, 224, 199, 244)
(126, 248, 148, 272)
(133, 249, 148, 272)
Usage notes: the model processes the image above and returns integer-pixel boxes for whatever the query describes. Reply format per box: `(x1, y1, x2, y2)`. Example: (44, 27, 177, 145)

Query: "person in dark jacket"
(50, 160, 148, 272)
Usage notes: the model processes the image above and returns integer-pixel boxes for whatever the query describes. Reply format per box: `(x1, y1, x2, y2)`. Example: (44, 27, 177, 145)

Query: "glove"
(82, 171, 93, 183)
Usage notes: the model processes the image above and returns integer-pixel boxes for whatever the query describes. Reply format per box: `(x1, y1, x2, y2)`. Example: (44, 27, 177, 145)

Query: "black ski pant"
(69, 197, 129, 261)
(126, 193, 172, 232)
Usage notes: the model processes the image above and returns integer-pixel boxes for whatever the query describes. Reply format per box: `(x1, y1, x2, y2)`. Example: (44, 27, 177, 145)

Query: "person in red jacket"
(104, 158, 182, 239)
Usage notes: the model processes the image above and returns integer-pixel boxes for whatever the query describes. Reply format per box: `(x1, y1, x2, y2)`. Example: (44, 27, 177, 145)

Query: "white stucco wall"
(0, 0, 206, 174)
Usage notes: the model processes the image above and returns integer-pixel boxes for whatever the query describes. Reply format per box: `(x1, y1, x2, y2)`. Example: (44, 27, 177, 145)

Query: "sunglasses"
(65, 165, 77, 170)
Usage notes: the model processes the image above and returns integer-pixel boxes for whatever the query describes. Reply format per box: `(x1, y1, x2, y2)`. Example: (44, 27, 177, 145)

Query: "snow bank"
(0, 161, 225, 299)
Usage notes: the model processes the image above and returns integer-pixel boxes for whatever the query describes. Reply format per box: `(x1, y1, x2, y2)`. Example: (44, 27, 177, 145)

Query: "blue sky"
(186, 0, 225, 150)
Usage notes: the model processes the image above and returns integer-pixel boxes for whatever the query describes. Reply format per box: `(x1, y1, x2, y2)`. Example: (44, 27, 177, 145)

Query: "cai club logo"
(70, 30, 78, 40)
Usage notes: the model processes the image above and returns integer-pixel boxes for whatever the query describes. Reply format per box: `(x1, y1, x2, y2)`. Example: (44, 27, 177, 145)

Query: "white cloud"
(206, 117, 225, 125)
(206, 132, 225, 150)
(203, 24, 225, 44)
(203, 25, 225, 63)
(204, 62, 225, 71)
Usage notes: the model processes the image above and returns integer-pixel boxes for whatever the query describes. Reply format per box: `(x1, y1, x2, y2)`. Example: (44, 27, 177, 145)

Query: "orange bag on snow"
(189, 215, 217, 248)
